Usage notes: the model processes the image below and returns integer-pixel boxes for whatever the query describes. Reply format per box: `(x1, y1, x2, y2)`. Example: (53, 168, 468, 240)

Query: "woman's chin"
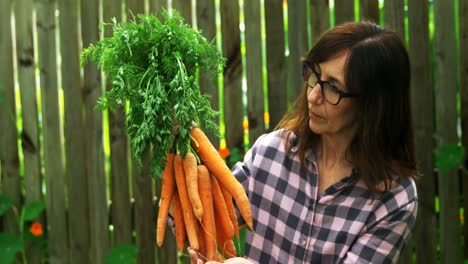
(309, 119, 323, 134)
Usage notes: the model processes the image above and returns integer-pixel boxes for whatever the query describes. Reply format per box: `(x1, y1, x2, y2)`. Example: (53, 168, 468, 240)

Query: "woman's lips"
(309, 111, 323, 119)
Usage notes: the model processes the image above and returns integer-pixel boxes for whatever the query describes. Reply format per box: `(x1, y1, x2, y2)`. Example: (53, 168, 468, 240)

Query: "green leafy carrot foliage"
(81, 10, 225, 177)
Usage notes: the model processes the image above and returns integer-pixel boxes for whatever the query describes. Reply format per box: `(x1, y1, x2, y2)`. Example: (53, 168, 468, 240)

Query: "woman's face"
(306, 51, 358, 139)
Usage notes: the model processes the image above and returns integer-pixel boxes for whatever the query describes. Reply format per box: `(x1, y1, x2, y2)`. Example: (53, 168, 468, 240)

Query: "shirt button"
(301, 239, 307, 246)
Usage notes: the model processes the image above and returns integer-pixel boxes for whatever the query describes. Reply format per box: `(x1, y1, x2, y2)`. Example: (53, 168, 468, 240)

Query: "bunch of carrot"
(156, 126, 253, 262)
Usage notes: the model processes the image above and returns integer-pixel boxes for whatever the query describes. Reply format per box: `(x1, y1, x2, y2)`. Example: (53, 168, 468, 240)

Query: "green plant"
(0, 193, 46, 264)
(226, 147, 244, 169)
(434, 143, 465, 173)
(105, 244, 137, 264)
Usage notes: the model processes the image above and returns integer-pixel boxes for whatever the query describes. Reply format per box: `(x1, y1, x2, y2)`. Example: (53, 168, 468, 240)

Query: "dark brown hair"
(277, 21, 416, 193)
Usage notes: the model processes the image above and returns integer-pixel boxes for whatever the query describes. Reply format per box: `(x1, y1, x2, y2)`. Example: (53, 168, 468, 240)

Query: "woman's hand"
(188, 248, 254, 264)
(216, 258, 254, 264)
(188, 248, 203, 264)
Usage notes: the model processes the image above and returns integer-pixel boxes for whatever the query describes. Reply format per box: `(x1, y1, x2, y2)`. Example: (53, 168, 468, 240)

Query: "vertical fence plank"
(107, 108, 133, 248)
(385, 2, 413, 263)
(265, 0, 286, 129)
(127, 0, 145, 17)
(287, 0, 308, 103)
(433, 0, 462, 263)
(244, 0, 265, 143)
(334, 0, 355, 25)
(149, 0, 168, 19)
(0, 0, 21, 235)
(197, 0, 220, 146)
(221, 0, 244, 150)
(384, 0, 405, 41)
(459, 0, 468, 259)
(124, 2, 157, 263)
(310, 0, 330, 44)
(359, 0, 379, 23)
(173, 0, 192, 23)
(81, 0, 108, 262)
(14, 0, 43, 260)
(124, 1, 157, 263)
(36, 0, 69, 263)
(407, 2, 436, 263)
(102, 0, 133, 249)
(58, 0, 90, 262)
(153, 1, 184, 262)
(134, 151, 156, 264)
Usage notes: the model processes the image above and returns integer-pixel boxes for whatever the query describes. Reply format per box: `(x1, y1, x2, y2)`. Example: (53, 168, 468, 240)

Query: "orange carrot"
(173, 192, 186, 252)
(216, 221, 237, 259)
(211, 174, 235, 239)
(184, 151, 203, 221)
(214, 250, 224, 262)
(190, 127, 253, 230)
(221, 186, 240, 242)
(195, 220, 206, 260)
(198, 165, 216, 261)
(156, 153, 176, 247)
(174, 154, 199, 250)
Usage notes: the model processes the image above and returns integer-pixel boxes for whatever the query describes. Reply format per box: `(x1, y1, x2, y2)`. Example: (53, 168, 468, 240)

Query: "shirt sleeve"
(231, 149, 253, 191)
(230, 133, 267, 227)
(342, 197, 418, 264)
(231, 133, 267, 193)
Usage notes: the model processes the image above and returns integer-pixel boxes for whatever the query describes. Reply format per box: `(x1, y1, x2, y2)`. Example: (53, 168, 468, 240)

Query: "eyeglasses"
(303, 62, 359, 105)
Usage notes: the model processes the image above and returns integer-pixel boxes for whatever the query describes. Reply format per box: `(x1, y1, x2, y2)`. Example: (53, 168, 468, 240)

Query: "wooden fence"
(0, 0, 466, 263)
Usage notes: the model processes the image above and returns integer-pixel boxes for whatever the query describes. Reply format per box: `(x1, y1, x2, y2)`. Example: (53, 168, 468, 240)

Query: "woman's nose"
(307, 83, 323, 104)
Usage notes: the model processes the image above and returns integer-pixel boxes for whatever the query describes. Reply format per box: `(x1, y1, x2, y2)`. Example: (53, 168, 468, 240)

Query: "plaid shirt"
(232, 130, 418, 264)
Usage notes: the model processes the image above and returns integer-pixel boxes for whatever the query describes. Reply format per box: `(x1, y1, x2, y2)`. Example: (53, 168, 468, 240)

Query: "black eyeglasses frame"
(302, 61, 359, 105)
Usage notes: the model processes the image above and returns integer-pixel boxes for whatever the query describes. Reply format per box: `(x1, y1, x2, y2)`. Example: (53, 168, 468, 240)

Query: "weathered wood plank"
(108, 105, 132, 245)
(459, 0, 468, 259)
(359, 0, 379, 23)
(0, 0, 21, 236)
(149, 0, 168, 19)
(334, 0, 354, 25)
(384, 0, 405, 40)
(221, 0, 244, 151)
(102, 0, 132, 250)
(397, 240, 413, 264)
(197, 0, 220, 146)
(123, 1, 157, 263)
(35, 0, 69, 262)
(134, 151, 156, 264)
(173, 0, 192, 24)
(464, 169, 468, 259)
(58, 0, 90, 262)
(407, 1, 437, 263)
(265, 0, 287, 129)
(433, 0, 462, 262)
(81, 0, 108, 262)
(127, 0, 145, 18)
(15, 0, 42, 262)
(287, 0, 308, 103)
(244, 0, 265, 143)
(310, 0, 330, 44)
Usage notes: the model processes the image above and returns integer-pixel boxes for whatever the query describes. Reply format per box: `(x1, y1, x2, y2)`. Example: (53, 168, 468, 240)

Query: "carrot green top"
(81, 10, 225, 177)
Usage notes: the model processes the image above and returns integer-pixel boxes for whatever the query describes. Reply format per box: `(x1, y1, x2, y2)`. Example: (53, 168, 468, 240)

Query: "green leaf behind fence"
(22, 200, 45, 221)
(434, 143, 465, 173)
(106, 244, 137, 264)
(0, 194, 12, 216)
(0, 233, 23, 264)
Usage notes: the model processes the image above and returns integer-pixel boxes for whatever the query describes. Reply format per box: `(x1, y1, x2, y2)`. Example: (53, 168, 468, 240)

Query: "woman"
(191, 21, 418, 264)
